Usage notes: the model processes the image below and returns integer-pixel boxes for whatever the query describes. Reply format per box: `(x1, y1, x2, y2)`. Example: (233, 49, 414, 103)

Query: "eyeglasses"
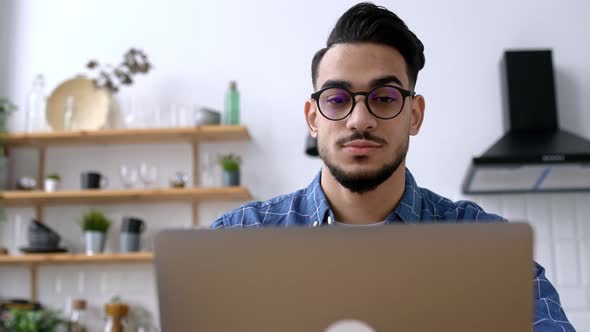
(310, 85, 416, 121)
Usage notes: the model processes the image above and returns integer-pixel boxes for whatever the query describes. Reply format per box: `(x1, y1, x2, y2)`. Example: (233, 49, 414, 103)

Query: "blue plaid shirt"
(211, 168, 575, 331)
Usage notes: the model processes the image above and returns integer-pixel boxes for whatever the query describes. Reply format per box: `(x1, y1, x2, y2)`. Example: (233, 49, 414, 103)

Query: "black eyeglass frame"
(310, 85, 416, 121)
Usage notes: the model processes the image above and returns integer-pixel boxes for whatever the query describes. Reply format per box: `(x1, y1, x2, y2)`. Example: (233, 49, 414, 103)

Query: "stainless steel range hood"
(463, 50, 590, 194)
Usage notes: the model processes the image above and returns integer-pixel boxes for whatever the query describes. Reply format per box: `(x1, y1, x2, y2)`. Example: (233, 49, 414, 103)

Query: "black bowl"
(28, 219, 61, 249)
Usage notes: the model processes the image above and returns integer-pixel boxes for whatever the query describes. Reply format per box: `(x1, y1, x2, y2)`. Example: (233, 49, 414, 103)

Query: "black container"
(81, 172, 107, 189)
(121, 217, 145, 234)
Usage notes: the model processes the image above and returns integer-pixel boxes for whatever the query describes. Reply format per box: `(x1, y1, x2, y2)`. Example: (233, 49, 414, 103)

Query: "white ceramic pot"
(44, 178, 60, 192)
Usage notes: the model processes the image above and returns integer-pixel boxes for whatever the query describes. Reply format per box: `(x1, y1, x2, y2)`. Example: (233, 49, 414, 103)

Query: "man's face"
(305, 43, 425, 194)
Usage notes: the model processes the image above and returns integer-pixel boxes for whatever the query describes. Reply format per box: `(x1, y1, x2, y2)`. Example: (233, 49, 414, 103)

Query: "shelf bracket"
(36, 146, 46, 221)
(30, 264, 38, 302)
(192, 141, 199, 226)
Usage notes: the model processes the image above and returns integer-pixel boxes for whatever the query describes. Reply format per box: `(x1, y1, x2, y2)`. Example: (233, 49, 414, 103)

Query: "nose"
(346, 96, 377, 132)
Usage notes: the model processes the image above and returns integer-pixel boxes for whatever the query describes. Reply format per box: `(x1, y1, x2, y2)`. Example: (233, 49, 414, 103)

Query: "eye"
(369, 87, 402, 104)
(327, 95, 350, 104)
(372, 96, 396, 103)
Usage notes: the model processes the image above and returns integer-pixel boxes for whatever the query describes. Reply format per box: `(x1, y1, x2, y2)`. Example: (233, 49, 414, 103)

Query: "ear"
(409, 95, 425, 136)
(305, 99, 319, 138)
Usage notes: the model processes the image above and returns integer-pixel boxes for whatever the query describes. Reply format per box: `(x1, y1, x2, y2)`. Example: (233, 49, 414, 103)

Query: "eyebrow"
(320, 75, 405, 90)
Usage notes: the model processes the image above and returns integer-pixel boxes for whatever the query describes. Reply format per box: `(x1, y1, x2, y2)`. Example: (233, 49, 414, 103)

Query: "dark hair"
(311, 2, 425, 89)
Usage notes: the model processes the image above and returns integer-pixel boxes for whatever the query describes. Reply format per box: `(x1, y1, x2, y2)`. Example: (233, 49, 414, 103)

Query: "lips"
(342, 140, 382, 154)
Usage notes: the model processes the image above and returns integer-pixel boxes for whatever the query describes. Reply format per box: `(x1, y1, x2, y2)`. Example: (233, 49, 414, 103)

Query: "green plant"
(0, 98, 18, 114)
(0, 98, 17, 132)
(218, 154, 241, 172)
(80, 209, 111, 233)
(0, 99, 11, 223)
(45, 173, 60, 181)
(4, 309, 63, 332)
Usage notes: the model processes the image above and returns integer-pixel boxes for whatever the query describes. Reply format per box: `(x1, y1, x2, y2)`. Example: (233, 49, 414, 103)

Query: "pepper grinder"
(104, 302, 129, 332)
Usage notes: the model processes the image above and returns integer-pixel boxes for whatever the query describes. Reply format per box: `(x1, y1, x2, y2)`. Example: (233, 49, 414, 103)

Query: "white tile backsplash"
(576, 195, 590, 240)
(569, 312, 590, 332)
(501, 195, 528, 220)
(559, 287, 590, 310)
(551, 194, 579, 240)
(555, 241, 582, 286)
(472, 193, 590, 331)
(582, 240, 590, 287)
(0, 266, 30, 298)
(534, 239, 555, 281)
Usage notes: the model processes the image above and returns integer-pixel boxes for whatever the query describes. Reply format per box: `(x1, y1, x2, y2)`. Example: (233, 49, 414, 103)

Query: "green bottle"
(225, 81, 240, 125)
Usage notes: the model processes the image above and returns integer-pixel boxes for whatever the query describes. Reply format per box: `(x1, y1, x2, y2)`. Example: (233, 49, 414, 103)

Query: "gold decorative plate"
(46, 76, 111, 131)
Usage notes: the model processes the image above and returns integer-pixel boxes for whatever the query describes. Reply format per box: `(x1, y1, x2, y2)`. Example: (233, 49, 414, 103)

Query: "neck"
(320, 163, 406, 225)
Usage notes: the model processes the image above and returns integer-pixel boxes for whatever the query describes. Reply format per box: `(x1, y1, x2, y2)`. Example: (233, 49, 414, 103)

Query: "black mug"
(120, 217, 145, 253)
(121, 217, 145, 234)
(81, 172, 109, 189)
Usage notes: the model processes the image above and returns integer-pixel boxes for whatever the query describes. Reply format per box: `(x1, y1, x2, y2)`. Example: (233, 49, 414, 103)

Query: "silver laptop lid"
(155, 223, 533, 332)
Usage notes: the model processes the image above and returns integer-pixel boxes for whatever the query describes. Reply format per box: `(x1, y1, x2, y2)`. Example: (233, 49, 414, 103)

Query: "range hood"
(463, 50, 590, 194)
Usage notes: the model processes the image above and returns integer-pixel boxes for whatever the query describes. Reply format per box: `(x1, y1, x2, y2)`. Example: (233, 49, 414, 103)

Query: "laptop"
(154, 223, 533, 332)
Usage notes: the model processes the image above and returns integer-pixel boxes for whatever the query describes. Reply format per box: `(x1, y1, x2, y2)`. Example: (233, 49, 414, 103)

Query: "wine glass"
(147, 104, 163, 128)
(200, 153, 217, 187)
(139, 163, 158, 188)
(121, 96, 138, 128)
(119, 165, 138, 189)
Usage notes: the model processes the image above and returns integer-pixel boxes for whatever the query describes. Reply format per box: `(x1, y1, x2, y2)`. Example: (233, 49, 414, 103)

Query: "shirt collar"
(305, 172, 333, 227)
(304, 168, 422, 226)
(386, 168, 422, 224)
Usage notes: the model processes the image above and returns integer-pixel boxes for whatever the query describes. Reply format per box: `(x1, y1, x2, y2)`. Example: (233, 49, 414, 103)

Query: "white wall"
(0, 0, 17, 97)
(1, 0, 589, 330)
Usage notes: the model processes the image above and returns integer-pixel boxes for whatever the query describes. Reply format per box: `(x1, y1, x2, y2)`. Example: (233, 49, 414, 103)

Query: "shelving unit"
(0, 125, 252, 301)
(0, 125, 250, 146)
(0, 252, 153, 265)
(0, 187, 252, 206)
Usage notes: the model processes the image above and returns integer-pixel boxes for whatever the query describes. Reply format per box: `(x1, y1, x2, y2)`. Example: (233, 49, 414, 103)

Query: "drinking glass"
(119, 165, 139, 189)
(139, 163, 158, 188)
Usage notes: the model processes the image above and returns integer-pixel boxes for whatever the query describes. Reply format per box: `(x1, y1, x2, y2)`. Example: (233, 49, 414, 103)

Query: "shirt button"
(327, 216, 333, 225)
(312, 221, 319, 227)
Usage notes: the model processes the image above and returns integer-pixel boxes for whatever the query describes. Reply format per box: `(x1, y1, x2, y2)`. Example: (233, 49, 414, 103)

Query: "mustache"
(336, 132, 388, 146)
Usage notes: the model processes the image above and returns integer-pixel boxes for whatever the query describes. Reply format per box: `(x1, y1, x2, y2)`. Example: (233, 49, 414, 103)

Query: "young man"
(211, 3, 574, 331)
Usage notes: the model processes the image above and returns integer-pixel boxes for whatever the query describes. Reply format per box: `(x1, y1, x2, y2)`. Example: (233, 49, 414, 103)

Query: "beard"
(318, 133, 408, 194)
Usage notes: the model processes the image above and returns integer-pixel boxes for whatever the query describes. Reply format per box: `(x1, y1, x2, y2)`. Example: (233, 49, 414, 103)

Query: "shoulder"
(418, 187, 505, 222)
(210, 187, 313, 229)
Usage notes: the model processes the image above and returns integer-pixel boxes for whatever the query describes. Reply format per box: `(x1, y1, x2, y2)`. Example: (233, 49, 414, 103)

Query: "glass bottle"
(224, 81, 240, 125)
(69, 299, 88, 332)
(11, 214, 27, 255)
(25, 74, 46, 133)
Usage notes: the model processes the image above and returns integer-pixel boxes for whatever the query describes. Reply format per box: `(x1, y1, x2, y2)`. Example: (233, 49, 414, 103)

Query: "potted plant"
(0, 99, 17, 224)
(3, 308, 63, 332)
(44, 174, 61, 192)
(80, 209, 111, 255)
(218, 154, 241, 186)
(0, 98, 17, 131)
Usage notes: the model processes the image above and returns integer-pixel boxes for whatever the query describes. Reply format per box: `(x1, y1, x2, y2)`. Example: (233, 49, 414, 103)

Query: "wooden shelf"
(0, 125, 253, 301)
(0, 125, 250, 147)
(0, 252, 153, 265)
(0, 187, 252, 206)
